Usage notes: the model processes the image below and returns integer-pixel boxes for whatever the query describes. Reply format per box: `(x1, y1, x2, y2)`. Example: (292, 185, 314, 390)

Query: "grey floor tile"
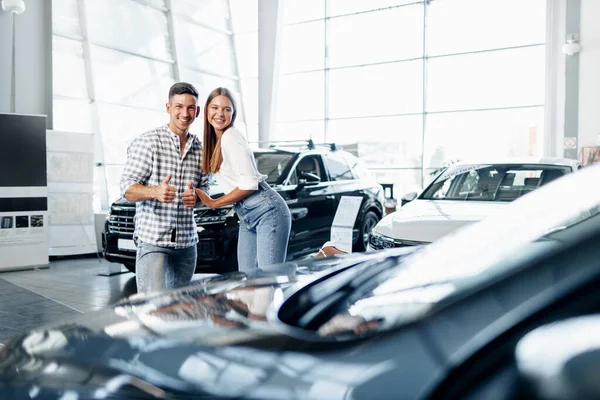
(0, 326, 23, 344)
(63, 305, 96, 314)
(0, 256, 136, 345)
(0, 311, 30, 324)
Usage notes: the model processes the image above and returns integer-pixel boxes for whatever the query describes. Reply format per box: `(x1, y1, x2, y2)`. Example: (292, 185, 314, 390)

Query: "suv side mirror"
(298, 172, 321, 187)
(400, 191, 418, 206)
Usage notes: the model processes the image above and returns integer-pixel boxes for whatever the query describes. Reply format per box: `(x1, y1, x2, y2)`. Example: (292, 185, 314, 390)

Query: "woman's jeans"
(233, 181, 292, 273)
(135, 242, 196, 293)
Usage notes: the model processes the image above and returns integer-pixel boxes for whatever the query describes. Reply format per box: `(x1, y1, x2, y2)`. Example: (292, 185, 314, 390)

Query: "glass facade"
(52, 0, 546, 208)
(276, 0, 547, 196)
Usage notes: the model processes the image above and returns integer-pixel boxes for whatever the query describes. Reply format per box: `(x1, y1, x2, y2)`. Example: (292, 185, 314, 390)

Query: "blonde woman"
(194, 87, 291, 272)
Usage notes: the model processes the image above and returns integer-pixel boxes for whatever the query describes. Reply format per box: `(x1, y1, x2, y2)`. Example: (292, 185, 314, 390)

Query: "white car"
(368, 157, 582, 250)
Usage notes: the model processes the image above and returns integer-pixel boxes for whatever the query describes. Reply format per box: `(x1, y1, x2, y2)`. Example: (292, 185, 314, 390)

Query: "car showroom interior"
(1, 0, 600, 399)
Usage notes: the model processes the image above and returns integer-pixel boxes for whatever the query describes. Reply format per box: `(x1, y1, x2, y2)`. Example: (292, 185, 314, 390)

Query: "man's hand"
(155, 174, 176, 203)
(195, 188, 216, 209)
(182, 180, 197, 208)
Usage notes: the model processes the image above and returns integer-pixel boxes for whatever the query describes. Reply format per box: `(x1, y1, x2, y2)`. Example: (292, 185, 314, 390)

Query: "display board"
(46, 130, 97, 256)
(0, 113, 49, 271)
(330, 196, 362, 253)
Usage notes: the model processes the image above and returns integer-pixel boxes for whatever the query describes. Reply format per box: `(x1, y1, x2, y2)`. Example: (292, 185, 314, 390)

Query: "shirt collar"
(164, 124, 200, 147)
(165, 124, 187, 138)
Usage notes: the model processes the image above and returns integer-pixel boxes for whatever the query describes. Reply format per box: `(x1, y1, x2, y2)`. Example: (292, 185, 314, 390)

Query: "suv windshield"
(254, 152, 295, 184)
(421, 164, 570, 201)
(290, 166, 600, 338)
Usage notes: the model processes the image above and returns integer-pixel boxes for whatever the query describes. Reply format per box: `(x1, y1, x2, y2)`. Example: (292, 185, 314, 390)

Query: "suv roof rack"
(250, 139, 338, 151)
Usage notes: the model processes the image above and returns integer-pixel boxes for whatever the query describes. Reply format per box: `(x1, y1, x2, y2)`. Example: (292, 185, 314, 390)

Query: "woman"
(194, 87, 291, 272)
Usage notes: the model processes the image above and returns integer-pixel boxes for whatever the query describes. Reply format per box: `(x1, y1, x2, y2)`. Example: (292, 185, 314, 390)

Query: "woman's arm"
(195, 187, 254, 209)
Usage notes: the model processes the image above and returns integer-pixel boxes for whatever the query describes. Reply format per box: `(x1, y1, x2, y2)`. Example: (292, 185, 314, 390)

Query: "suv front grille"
(193, 206, 233, 225)
(108, 205, 232, 237)
(197, 239, 219, 259)
(108, 206, 135, 235)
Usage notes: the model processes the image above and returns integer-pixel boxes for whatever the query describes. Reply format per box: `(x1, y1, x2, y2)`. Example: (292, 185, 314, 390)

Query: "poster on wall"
(46, 130, 97, 256)
(0, 113, 49, 271)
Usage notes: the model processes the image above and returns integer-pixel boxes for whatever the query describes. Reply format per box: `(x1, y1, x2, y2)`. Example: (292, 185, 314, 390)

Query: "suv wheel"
(123, 263, 136, 273)
(354, 210, 379, 252)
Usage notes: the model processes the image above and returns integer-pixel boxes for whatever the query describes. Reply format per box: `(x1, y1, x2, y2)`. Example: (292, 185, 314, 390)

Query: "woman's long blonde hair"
(202, 87, 237, 174)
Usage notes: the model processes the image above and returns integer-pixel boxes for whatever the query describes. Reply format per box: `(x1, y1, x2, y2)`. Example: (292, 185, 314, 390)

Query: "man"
(120, 82, 209, 293)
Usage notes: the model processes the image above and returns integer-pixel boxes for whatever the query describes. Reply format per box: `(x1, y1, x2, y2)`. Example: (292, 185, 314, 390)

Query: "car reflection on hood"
(0, 247, 418, 399)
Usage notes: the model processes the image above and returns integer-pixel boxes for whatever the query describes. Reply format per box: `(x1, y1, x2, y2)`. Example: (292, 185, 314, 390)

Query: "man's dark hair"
(168, 82, 199, 102)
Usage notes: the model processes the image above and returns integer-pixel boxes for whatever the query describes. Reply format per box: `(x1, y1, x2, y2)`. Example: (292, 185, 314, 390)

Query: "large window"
(276, 0, 547, 198)
(52, 0, 548, 208)
(231, 0, 258, 142)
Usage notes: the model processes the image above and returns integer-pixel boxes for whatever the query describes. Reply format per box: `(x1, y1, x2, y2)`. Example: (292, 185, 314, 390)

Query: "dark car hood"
(0, 277, 304, 399)
(0, 323, 376, 399)
(0, 248, 417, 399)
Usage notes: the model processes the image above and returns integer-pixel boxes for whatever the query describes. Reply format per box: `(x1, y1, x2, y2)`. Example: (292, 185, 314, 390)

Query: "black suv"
(103, 141, 385, 273)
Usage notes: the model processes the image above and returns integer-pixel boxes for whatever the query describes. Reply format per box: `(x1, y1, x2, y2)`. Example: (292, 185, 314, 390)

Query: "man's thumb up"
(162, 174, 172, 185)
(156, 174, 175, 203)
(188, 180, 194, 191)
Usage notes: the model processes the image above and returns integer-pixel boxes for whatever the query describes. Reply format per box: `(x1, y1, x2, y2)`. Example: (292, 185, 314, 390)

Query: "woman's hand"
(195, 188, 217, 208)
(195, 186, 255, 209)
(316, 245, 347, 258)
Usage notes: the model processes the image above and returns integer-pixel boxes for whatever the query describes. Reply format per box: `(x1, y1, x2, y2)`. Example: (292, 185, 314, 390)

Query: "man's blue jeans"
(135, 242, 196, 293)
(234, 181, 291, 273)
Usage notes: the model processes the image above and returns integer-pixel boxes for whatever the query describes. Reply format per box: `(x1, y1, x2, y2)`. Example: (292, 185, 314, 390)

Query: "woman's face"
(207, 95, 234, 134)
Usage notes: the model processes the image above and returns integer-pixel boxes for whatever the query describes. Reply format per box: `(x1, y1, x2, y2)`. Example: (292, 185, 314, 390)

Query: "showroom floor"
(0, 255, 137, 345)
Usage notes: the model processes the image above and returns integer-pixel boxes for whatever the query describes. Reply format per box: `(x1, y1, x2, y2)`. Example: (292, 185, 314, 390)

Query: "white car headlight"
(368, 231, 396, 250)
(369, 231, 428, 250)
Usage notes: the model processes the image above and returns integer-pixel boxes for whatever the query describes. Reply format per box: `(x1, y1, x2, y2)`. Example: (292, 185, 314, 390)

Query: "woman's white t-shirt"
(214, 127, 267, 194)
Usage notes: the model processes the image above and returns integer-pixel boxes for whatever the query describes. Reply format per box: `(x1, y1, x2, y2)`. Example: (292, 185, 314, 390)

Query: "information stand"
(0, 113, 49, 271)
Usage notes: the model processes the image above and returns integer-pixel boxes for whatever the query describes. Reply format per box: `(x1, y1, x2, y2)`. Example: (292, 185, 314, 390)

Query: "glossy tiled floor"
(0, 255, 137, 345)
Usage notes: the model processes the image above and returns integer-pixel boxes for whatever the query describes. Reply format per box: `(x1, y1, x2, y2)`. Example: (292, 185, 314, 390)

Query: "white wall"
(578, 0, 600, 147)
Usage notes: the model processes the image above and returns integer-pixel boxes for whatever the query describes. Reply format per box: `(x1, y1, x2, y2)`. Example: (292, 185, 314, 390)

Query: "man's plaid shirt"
(120, 125, 209, 248)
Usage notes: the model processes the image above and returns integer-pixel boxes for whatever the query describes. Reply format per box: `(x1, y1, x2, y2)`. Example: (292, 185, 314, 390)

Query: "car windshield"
(254, 152, 295, 184)
(296, 165, 600, 338)
(420, 164, 570, 201)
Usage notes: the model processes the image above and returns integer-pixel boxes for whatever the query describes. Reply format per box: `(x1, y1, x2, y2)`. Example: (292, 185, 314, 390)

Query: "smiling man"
(119, 82, 210, 293)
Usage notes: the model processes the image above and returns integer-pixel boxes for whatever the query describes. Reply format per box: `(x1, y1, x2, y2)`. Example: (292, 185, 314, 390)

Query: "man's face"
(166, 94, 200, 134)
